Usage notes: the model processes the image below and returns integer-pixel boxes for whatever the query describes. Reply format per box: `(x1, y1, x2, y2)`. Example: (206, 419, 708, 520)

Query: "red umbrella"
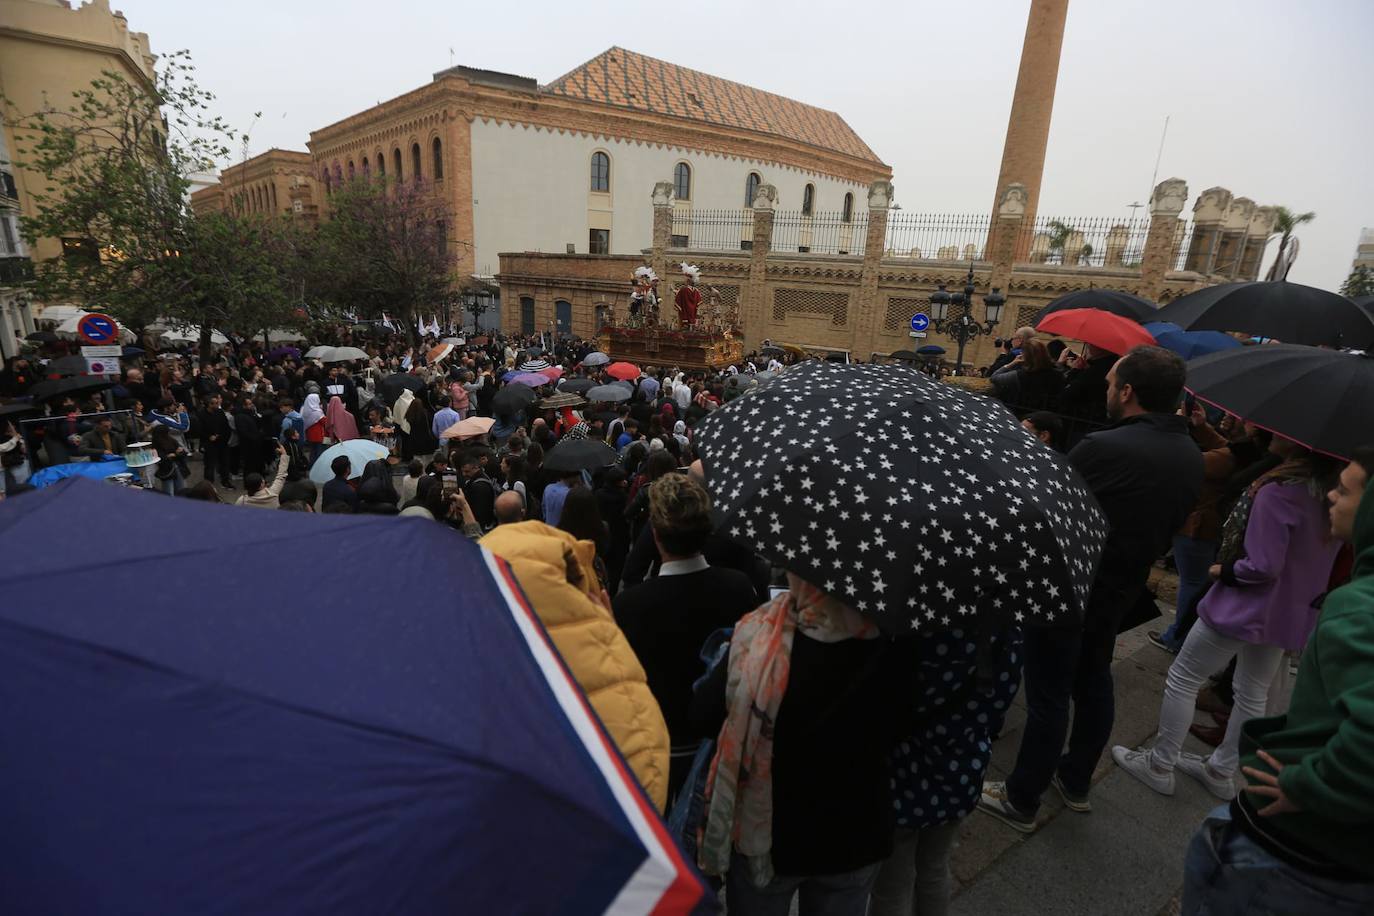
(537, 365, 564, 382)
(605, 361, 641, 381)
(1036, 308, 1156, 357)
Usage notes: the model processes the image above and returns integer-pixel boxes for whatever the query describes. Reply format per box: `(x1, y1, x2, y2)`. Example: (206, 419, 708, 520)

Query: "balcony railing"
(0, 170, 17, 203)
(0, 256, 35, 285)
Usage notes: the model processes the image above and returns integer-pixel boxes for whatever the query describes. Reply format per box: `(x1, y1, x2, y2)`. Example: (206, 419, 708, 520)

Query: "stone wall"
(498, 176, 1262, 369)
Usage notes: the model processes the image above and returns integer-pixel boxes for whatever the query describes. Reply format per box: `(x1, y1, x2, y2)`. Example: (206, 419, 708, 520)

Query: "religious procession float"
(597, 263, 744, 370)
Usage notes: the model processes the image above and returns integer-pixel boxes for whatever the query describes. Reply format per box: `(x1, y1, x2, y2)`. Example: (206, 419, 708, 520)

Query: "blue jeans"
(726, 853, 879, 916)
(1183, 805, 1374, 915)
(1161, 536, 1216, 648)
(1006, 623, 1117, 813)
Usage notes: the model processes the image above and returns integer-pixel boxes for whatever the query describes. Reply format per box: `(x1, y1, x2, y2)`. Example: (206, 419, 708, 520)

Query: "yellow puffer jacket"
(480, 521, 670, 811)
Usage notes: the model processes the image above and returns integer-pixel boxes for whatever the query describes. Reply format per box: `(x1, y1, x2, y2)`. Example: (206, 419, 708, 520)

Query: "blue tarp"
(27, 457, 131, 488)
(0, 478, 708, 915)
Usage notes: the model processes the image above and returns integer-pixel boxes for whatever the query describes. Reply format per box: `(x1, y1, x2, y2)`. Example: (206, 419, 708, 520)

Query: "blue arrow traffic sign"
(910, 313, 930, 332)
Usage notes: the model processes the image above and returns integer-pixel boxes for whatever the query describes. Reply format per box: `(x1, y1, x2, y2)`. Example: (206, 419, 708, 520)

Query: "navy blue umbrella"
(0, 479, 706, 914)
(916, 344, 946, 356)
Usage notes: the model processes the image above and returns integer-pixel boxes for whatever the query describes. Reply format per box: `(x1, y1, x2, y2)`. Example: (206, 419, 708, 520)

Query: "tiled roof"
(541, 47, 883, 166)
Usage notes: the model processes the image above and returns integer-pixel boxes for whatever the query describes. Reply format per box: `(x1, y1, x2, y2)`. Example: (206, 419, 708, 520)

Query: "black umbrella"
(378, 372, 427, 404)
(760, 346, 786, 357)
(0, 402, 43, 420)
(1033, 289, 1156, 325)
(492, 384, 537, 416)
(1153, 281, 1374, 348)
(1185, 345, 1374, 460)
(586, 384, 631, 403)
(1355, 295, 1374, 325)
(694, 361, 1107, 631)
(47, 355, 90, 377)
(889, 350, 920, 362)
(544, 439, 617, 474)
(25, 330, 58, 343)
(28, 376, 116, 402)
(559, 378, 597, 395)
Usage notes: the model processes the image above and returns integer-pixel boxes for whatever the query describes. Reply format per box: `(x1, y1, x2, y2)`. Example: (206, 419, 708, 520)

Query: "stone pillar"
(1215, 197, 1255, 279)
(852, 180, 893, 360)
(741, 184, 777, 349)
(1238, 206, 1275, 281)
(988, 0, 1071, 259)
(1183, 187, 1232, 274)
(1140, 178, 1188, 300)
(988, 183, 1026, 293)
(650, 181, 673, 290)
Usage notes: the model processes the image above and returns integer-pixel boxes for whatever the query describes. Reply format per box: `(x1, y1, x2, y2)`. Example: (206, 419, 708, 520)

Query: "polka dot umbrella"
(693, 360, 1107, 632)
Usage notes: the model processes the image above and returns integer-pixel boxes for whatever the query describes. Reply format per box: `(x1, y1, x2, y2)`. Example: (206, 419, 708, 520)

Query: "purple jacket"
(1199, 481, 1340, 651)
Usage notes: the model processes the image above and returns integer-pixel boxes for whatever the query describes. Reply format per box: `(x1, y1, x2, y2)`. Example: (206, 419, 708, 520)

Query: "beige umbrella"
(538, 391, 587, 410)
(391, 388, 415, 434)
(440, 416, 495, 440)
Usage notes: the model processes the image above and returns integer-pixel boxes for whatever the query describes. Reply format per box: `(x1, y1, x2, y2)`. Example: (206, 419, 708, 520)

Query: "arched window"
(432, 138, 444, 179)
(323, 171, 332, 195)
(590, 151, 610, 192)
(802, 183, 815, 216)
(376, 152, 385, 177)
(842, 192, 854, 223)
(347, 160, 355, 179)
(411, 143, 422, 182)
(745, 172, 761, 207)
(393, 148, 402, 181)
(362, 156, 370, 176)
(674, 162, 691, 201)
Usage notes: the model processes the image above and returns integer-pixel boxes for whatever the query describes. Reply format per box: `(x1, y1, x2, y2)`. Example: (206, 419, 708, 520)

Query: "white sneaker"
(1177, 752, 1237, 800)
(1112, 745, 1175, 796)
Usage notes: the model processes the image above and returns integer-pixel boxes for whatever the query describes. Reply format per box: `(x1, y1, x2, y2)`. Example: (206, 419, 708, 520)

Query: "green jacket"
(1239, 481, 1374, 878)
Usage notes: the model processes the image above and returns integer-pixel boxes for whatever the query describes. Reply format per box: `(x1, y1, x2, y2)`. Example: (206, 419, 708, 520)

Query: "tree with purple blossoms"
(308, 176, 461, 346)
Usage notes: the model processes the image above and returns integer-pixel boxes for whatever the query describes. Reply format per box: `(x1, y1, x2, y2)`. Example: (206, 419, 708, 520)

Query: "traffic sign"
(77, 312, 119, 344)
(85, 357, 118, 376)
(910, 313, 930, 332)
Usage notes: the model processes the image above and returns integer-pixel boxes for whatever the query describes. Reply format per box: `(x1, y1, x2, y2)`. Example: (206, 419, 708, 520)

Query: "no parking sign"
(77, 312, 119, 344)
(82, 344, 121, 377)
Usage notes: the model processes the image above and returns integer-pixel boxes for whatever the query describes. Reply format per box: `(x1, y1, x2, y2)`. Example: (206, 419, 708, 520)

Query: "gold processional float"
(596, 263, 743, 370)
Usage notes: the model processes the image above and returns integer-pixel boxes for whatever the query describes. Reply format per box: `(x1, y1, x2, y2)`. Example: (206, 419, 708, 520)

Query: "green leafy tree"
(308, 176, 458, 345)
(1046, 219, 1093, 265)
(3, 52, 300, 359)
(1342, 265, 1374, 298)
(1265, 206, 1315, 280)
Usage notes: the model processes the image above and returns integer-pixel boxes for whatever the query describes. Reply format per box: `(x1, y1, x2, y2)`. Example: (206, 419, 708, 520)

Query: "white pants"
(1150, 619, 1284, 777)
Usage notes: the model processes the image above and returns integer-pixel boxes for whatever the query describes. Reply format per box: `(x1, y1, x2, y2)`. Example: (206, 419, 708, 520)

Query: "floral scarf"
(698, 574, 877, 886)
(1218, 456, 1321, 565)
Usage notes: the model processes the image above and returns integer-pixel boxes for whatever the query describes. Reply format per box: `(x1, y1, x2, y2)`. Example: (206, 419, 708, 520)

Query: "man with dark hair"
(1021, 411, 1063, 450)
(981, 344, 1203, 831)
(198, 393, 233, 489)
(1179, 446, 1374, 912)
(321, 455, 358, 512)
(459, 453, 497, 531)
(613, 474, 758, 802)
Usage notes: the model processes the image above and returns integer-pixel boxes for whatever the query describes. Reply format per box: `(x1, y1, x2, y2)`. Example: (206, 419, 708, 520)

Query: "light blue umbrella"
(309, 440, 389, 484)
(581, 351, 610, 367)
(586, 384, 630, 403)
(1143, 322, 1242, 361)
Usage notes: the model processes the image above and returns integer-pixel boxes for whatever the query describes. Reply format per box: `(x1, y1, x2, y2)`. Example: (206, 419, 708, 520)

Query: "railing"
(669, 209, 753, 252)
(1015, 215, 1151, 269)
(0, 255, 34, 285)
(1170, 220, 1195, 272)
(771, 210, 869, 257)
(0, 170, 17, 202)
(882, 212, 992, 261)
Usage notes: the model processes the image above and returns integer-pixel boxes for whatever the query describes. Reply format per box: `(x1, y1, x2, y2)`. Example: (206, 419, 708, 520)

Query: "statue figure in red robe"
(675, 263, 702, 328)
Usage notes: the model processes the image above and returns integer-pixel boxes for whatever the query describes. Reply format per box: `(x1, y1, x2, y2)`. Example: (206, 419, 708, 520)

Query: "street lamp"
(929, 264, 1006, 373)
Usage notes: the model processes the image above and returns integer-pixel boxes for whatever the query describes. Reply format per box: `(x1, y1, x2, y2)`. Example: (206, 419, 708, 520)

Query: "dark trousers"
(240, 440, 265, 478)
(203, 442, 232, 485)
(1006, 622, 1117, 813)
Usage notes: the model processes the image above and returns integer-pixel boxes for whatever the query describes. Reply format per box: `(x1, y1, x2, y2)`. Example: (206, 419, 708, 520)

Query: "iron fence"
(882, 213, 992, 261)
(771, 210, 869, 257)
(669, 209, 753, 252)
(1170, 220, 1195, 272)
(1015, 215, 1151, 269)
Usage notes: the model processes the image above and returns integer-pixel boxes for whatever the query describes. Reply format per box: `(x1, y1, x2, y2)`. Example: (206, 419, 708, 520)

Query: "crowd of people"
(1, 319, 1370, 916)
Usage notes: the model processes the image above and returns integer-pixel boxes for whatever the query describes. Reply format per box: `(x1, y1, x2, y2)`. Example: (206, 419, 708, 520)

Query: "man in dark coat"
(980, 345, 1203, 831)
(197, 393, 233, 488)
(613, 473, 759, 803)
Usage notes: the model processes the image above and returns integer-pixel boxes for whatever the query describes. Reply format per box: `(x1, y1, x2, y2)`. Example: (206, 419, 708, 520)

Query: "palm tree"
(1047, 220, 1093, 265)
(1265, 206, 1315, 280)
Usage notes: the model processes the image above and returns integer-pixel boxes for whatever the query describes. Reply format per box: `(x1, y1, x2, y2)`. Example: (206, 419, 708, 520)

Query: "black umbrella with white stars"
(694, 361, 1106, 632)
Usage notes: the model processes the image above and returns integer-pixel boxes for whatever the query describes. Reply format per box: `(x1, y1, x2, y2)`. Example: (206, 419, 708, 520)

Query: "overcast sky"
(126, 0, 1371, 290)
